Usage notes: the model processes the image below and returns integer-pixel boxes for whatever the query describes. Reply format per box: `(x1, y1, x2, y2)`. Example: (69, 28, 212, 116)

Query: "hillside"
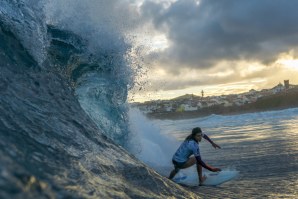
(147, 88, 298, 120)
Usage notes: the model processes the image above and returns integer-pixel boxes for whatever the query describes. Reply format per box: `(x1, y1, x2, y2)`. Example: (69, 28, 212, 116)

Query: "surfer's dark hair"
(185, 127, 202, 142)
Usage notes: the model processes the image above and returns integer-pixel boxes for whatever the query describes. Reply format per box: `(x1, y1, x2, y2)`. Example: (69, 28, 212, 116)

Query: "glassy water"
(144, 108, 298, 198)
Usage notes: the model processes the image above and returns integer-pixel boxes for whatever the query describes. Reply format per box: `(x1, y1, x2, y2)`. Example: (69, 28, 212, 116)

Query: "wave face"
(0, 1, 196, 198)
(45, 0, 134, 146)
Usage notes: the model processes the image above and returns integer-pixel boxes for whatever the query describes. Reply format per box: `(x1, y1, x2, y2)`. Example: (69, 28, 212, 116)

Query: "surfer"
(169, 127, 221, 185)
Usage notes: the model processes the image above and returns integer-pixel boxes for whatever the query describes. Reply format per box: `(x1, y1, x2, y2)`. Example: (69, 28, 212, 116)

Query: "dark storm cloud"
(141, 0, 298, 72)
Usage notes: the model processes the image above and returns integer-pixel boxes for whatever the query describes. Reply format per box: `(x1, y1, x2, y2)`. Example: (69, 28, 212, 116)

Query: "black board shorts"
(172, 159, 186, 169)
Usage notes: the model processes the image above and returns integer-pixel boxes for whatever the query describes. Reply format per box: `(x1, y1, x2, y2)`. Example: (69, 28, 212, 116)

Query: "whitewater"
(1, 1, 298, 198)
(130, 108, 298, 198)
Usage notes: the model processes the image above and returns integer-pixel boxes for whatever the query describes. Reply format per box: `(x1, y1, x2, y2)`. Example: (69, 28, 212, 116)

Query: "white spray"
(128, 107, 179, 175)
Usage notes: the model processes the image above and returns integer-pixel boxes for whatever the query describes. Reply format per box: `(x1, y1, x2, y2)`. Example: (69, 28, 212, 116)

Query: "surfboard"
(173, 170, 239, 186)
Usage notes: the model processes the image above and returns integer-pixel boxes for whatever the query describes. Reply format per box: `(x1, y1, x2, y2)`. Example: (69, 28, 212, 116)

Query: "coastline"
(146, 88, 298, 120)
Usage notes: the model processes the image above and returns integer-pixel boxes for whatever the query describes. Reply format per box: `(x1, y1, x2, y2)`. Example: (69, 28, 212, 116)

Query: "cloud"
(141, 0, 298, 73)
(136, 58, 297, 96)
(44, 0, 298, 99)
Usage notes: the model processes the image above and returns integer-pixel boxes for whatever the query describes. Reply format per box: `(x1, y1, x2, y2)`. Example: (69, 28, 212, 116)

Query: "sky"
(44, 0, 298, 102)
(123, 0, 298, 102)
(46, 0, 298, 102)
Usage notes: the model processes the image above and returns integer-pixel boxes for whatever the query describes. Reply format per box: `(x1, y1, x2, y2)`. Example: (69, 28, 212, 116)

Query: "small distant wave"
(182, 107, 298, 129)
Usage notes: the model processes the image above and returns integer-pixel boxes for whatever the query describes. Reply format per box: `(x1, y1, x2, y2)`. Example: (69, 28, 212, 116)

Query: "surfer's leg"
(169, 157, 196, 179)
(196, 164, 206, 185)
(180, 156, 196, 169)
(181, 157, 208, 184)
(169, 167, 180, 179)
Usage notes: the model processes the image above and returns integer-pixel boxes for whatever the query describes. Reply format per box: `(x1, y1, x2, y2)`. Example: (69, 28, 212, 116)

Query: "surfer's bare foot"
(199, 175, 207, 186)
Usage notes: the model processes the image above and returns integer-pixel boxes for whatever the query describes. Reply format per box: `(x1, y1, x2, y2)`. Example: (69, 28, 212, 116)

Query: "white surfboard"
(173, 170, 239, 186)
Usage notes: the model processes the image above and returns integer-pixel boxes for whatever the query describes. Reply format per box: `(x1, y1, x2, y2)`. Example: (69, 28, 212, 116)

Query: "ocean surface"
(129, 108, 298, 198)
(1, 1, 298, 198)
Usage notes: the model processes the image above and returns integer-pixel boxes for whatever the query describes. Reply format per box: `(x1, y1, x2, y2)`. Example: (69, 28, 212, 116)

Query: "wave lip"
(46, 20, 132, 146)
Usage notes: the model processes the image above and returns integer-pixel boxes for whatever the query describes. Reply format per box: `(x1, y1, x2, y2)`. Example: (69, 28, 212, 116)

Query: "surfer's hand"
(212, 168, 221, 172)
(212, 142, 221, 149)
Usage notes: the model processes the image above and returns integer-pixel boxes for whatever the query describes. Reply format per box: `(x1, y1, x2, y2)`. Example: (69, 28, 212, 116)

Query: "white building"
(272, 83, 284, 94)
(182, 104, 197, 111)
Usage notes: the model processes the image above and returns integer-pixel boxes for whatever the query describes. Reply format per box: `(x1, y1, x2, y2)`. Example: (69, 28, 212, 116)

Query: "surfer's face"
(195, 133, 202, 142)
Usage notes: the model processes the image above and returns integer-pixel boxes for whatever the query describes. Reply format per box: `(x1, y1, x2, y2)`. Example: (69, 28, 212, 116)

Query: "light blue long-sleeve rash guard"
(172, 134, 214, 171)
(173, 139, 200, 163)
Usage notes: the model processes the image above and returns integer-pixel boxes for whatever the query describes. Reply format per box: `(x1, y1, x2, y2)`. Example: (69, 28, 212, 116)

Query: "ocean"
(1, 1, 298, 198)
(129, 108, 298, 198)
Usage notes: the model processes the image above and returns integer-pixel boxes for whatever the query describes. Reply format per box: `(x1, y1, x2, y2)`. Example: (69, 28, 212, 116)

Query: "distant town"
(132, 80, 298, 119)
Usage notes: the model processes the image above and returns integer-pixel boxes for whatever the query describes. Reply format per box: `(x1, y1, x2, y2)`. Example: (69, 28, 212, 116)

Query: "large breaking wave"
(45, 0, 135, 147)
(1, 0, 136, 146)
(0, 1, 197, 198)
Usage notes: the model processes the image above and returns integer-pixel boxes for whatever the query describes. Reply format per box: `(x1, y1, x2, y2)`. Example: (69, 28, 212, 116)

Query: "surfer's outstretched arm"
(195, 155, 221, 172)
(195, 155, 221, 185)
(203, 134, 221, 149)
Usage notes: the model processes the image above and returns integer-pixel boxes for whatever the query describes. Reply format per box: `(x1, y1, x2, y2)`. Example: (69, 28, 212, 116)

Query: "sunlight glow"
(240, 64, 266, 77)
(128, 81, 257, 102)
(209, 70, 234, 77)
(277, 59, 298, 70)
(150, 34, 169, 51)
(276, 51, 298, 70)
